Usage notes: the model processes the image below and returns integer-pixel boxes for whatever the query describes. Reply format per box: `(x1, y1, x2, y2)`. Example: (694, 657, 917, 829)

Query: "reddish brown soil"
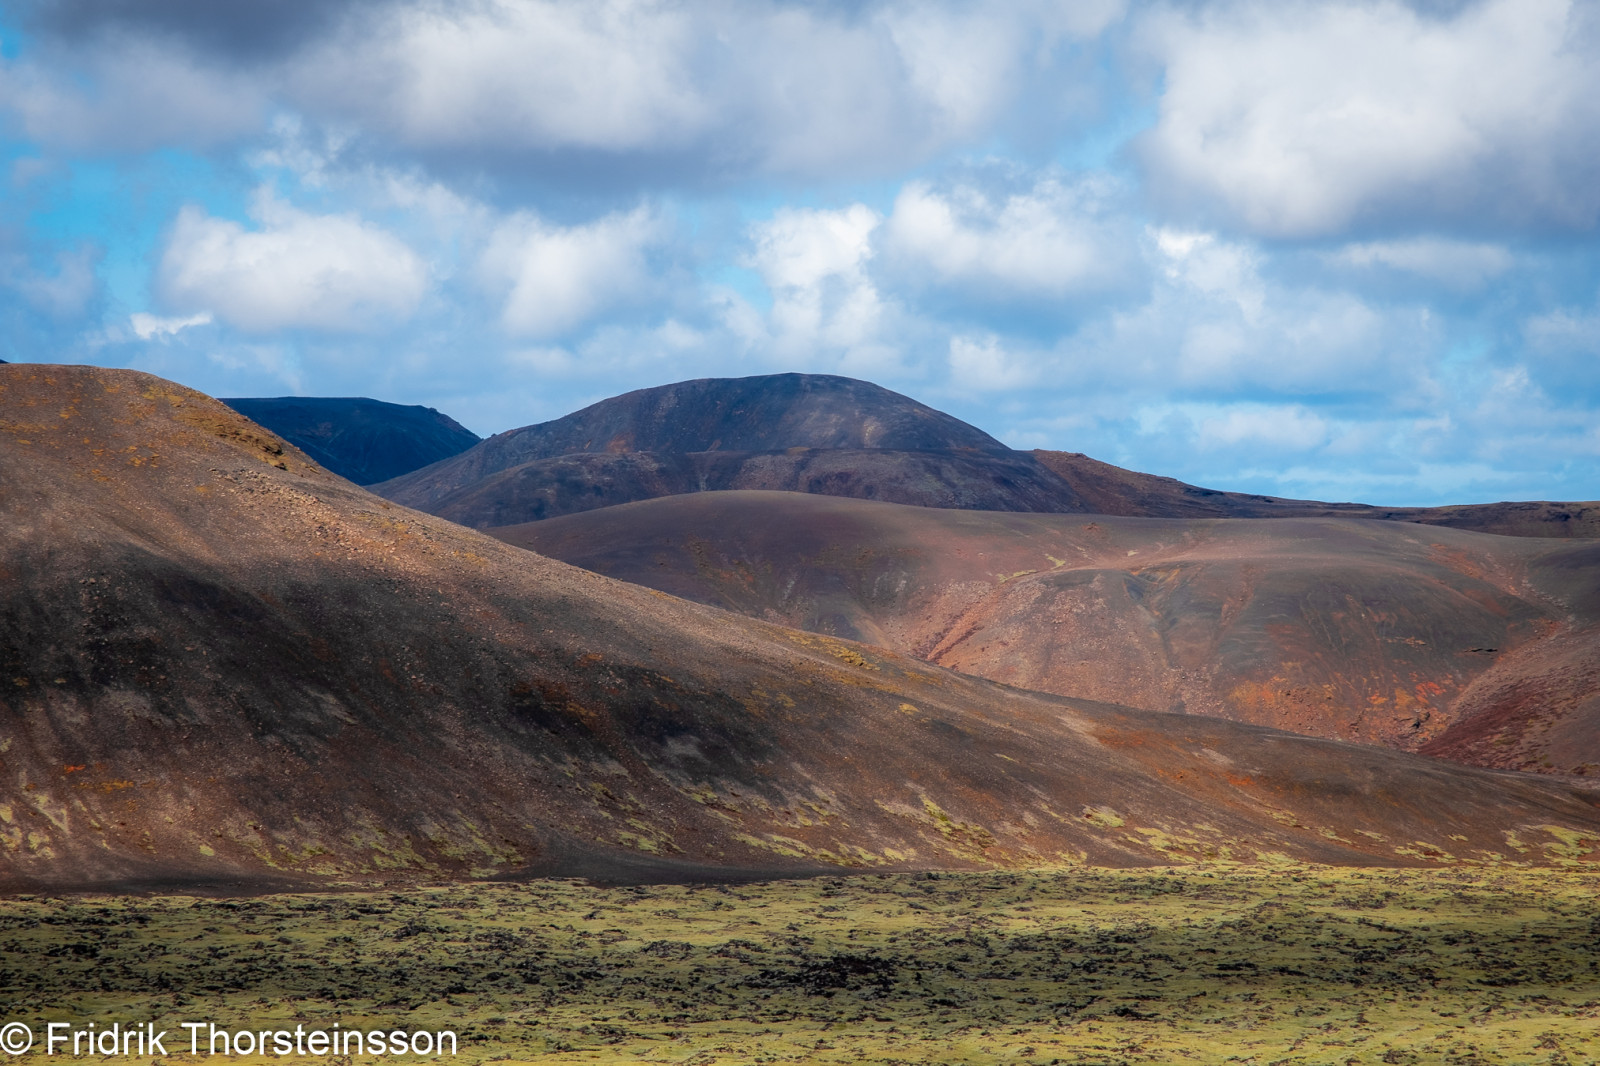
(5, 367, 1599, 889)
(496, 490, 1600, 774)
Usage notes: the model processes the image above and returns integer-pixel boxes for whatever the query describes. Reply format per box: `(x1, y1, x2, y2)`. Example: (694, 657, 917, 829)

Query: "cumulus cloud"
(948, 334, 1038, 391)
(743, 204, 892, 361)
(7, 0, 1126, 183)
(1193, 403, 1330, 451)
(294, 0, 1126, 178)
(882, 176, 1139, 305)
(298, 0, 708, 154)
(1138, 0, 1600, 236)
(157, 191, 427, 332)
(1043, 227, 1438, 399)
(479, 206, 665, 339)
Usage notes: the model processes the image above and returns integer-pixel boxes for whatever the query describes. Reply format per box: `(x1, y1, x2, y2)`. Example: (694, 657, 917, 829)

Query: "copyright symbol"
(0, 1023, 32, 1054)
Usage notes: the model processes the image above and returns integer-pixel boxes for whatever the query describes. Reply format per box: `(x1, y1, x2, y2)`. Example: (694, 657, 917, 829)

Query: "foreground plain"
(4, 866, 1598, 1065)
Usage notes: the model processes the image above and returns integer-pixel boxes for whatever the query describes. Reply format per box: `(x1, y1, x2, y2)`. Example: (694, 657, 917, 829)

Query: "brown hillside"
(4, 366, 1600, 888)
(495, 490, 1600, 774)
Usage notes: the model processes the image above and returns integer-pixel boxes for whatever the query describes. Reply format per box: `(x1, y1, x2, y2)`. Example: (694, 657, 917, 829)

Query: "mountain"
(388, 448, 1086, 529)
(372, 374, 1085, 525)
(5, 364, 1598, 889)
(1035, 451, 1600, 538)
(375, 374, 1599, 537)
(493, 490, 1600, 776)
(221, 396, 480, 485)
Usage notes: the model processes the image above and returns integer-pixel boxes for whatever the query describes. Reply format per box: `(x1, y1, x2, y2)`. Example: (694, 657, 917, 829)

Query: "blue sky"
(2, 0, 1598, 505)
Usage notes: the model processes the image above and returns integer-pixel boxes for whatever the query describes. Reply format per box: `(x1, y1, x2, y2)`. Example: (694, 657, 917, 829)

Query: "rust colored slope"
(3, 366, 1599, 890)
(495, 490, 1599, 772)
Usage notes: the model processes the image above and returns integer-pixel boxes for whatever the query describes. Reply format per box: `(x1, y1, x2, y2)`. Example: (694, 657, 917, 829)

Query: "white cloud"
(877, 7, 1030, 142)
(948, 334, 1037, 391)
(1050, 227, 1436, 397)
(1151, 227, 1264, 321)
(1328, 237, 1513, 289)
(479, 206, 664, 339)
(157, 191, 428, 332)
(1139, 0, 1600, 236)
(879, 0, 1127, 139)
(299, 0, 707, 153)
(278, 0, 1123, 180)
(744, 204, 889, 358)
(131, 311, 212, 340)
(4, 1, 1124, 182)
(1193, 404, 1330, 451)
(883, 177, 1137, 301)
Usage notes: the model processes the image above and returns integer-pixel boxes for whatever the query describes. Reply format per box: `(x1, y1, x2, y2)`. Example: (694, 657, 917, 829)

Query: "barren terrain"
(497, 490, 1600, 771)
(5, 365, 1599, 889)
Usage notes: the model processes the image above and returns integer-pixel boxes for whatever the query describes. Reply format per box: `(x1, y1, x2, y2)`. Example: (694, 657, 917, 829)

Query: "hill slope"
(5, 365, 1599, 887)
(495, 491, 1600, 774)
(222, 396, 480, 485)
(1035, 451, 1600, 538)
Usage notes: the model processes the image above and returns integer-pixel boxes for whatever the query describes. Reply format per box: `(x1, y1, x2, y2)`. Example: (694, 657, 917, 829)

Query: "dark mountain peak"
(221, 395, 480, 486)
(374, 373, 1014, 505)
(496, 373, 1012, 458)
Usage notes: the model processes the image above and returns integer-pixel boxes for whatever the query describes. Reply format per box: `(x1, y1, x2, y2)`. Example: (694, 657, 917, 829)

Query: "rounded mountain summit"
(373, 373, 1088, 525)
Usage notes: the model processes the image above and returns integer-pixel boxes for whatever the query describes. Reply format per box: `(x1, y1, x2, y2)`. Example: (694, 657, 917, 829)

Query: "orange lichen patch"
(1429, 543, 1488, 580)
(1092, 727, 1161, 750)
(73, 779, 136, 793)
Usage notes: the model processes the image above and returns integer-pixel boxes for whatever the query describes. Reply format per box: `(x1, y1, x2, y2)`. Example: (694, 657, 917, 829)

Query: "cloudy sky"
(2, 0, 1598, 504)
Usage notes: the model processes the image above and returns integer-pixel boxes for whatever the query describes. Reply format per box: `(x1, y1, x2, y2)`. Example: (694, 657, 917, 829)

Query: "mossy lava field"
(4, 865, 1598, 1066)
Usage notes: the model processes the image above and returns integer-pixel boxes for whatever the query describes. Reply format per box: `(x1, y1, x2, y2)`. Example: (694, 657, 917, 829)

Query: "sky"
(1, 0, 1598, 506)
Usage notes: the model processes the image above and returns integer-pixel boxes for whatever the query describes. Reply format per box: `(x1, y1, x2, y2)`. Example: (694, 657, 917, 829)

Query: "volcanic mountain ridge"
(4, 362, 1598, 889)
(376, 373, 1599, 538)
(373, 373, 1089, 525)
